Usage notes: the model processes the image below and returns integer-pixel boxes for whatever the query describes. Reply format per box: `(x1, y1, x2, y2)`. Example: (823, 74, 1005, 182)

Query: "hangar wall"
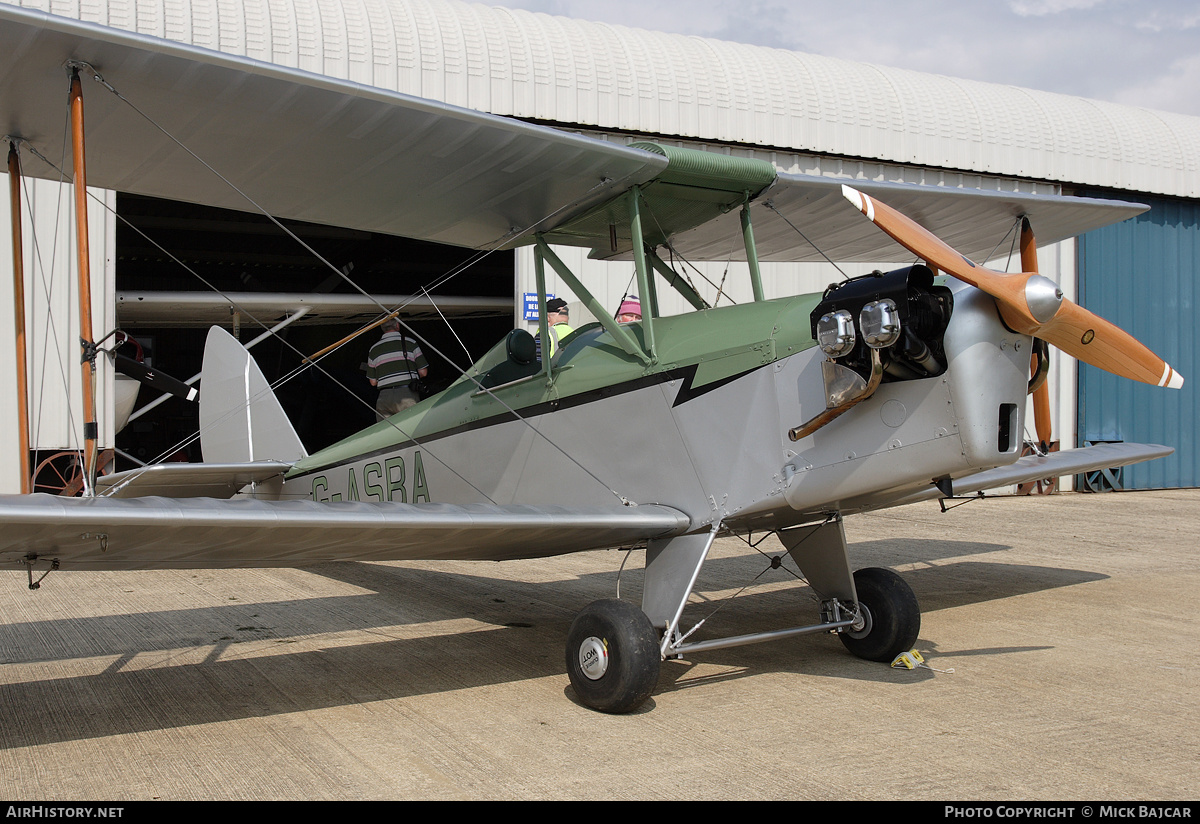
(1078, 194, 1199, 489)
(0, 176, 117, 493)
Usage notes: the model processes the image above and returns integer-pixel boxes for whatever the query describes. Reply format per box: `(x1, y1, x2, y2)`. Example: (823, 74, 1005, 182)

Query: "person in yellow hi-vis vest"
(535, 297, 574, 360)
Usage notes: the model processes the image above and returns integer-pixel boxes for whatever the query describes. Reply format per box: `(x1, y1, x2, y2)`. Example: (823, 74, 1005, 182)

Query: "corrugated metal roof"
(14, 0, 1200, 198)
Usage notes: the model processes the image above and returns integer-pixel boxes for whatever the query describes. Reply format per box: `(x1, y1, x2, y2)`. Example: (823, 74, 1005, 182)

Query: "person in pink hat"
(616, 296, 642, 323)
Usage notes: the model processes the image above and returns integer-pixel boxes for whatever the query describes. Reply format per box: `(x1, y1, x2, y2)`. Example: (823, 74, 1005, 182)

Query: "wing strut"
(534, 237, 650, 365)
(7, 142, 30, 493)
(68, 66, 100, 493)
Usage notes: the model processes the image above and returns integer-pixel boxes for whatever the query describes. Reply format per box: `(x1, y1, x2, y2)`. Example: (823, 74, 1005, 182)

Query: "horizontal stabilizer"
(96, 462, 292, 499)
(0, 497, 690, 570)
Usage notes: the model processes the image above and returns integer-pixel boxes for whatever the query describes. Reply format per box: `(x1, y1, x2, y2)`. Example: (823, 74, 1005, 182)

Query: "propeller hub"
(1024, 275, 1064, 324)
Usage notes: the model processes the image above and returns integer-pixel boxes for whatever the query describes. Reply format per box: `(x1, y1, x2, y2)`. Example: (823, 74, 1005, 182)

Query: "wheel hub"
(845, 602, 874, 639)
(578, 636, 609, 680)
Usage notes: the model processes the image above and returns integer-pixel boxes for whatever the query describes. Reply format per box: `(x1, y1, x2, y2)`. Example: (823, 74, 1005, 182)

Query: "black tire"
(565, 599, 661, 713)
(839, 567, 921, 662)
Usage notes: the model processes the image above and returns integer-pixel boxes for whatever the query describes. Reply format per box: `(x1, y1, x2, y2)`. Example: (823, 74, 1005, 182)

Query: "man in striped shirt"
(367, 318, 429, 421)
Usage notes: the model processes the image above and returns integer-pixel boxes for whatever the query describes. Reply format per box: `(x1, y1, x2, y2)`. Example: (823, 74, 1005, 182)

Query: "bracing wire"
(664, 246, 711, 308)
(420, 285, 474, 371)
(983, 215, 1024, 271)
(640, 198, 737, 307)
(661, 240, 738, 306)
(83, 182, 502, 503)
(763, 200, 851, 282)
(13, 135, 83, 481)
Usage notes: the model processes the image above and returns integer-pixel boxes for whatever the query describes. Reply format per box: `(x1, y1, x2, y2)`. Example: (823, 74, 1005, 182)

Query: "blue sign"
(523, 292, 554, 322)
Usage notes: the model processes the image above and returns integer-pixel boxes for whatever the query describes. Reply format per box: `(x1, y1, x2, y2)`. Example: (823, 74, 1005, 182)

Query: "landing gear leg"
(779, 516, 920, 662)
(565, 599, 660, 713)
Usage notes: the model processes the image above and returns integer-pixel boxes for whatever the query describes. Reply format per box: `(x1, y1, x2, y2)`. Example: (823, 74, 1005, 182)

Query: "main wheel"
(839, 567, 921, 662)
(565, 599, 661, 713)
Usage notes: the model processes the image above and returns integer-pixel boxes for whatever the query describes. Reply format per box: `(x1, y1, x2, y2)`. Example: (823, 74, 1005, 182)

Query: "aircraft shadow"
(0, 540, 1103, 746)
(845, 536, 1012, 566)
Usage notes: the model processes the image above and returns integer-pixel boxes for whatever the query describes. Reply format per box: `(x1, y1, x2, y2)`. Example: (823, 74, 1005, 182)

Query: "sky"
(492, 0, 1200, 117)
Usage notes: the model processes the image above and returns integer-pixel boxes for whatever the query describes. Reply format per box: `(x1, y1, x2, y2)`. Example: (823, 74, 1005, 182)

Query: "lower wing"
(874, 442, 1173, 511)
(0, 497, 689, 570)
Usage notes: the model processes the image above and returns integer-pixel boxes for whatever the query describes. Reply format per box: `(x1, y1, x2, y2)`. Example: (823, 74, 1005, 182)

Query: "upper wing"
(0, 5, 666, 250)
(1, 6, 1145, 263)
(520, 142, 1145, 263)
(0, 494, 690, 569)
(654, 173, 1147, 264)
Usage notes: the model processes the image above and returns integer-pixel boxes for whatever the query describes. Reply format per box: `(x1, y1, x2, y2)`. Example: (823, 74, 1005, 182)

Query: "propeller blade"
(841, 185, 1184, 389)
(1031, 377, 1052, 446)
(1021, 219, 1054, 446)
(1036, 299, 1184, 388)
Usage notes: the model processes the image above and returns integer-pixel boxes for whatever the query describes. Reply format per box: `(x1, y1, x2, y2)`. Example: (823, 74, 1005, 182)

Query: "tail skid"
(199, 326, 308, 464)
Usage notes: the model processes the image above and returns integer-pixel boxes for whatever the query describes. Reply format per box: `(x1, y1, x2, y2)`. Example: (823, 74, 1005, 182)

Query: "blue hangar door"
(1077, 192, 1198, 489)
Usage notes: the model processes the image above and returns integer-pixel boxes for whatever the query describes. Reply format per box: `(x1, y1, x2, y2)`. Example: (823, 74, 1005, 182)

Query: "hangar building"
(1, 0, 1196, 492)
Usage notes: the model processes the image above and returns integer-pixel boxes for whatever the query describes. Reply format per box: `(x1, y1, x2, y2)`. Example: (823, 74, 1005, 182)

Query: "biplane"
(0, 5, 1180, 712)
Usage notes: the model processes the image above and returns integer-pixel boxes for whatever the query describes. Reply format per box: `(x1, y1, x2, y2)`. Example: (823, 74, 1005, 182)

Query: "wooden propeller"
(1020, 218, 1053, 447)
(841, 185, 1183, 390)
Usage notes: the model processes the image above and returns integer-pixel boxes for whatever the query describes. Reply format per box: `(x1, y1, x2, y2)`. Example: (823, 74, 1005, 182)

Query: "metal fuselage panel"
(289, 376, 712, 519)
(281, 285, 1030, 534)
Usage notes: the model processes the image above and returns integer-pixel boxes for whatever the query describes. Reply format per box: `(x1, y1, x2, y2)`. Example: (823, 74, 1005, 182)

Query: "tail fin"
(199, 326, 308, 463)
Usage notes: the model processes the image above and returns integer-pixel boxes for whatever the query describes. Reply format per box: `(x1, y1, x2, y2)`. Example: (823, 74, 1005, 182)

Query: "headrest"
(506, 329, 537, 365)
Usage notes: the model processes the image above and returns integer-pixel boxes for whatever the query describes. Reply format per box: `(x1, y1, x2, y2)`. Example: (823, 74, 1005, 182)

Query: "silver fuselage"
(283, 282, 1030, 533)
